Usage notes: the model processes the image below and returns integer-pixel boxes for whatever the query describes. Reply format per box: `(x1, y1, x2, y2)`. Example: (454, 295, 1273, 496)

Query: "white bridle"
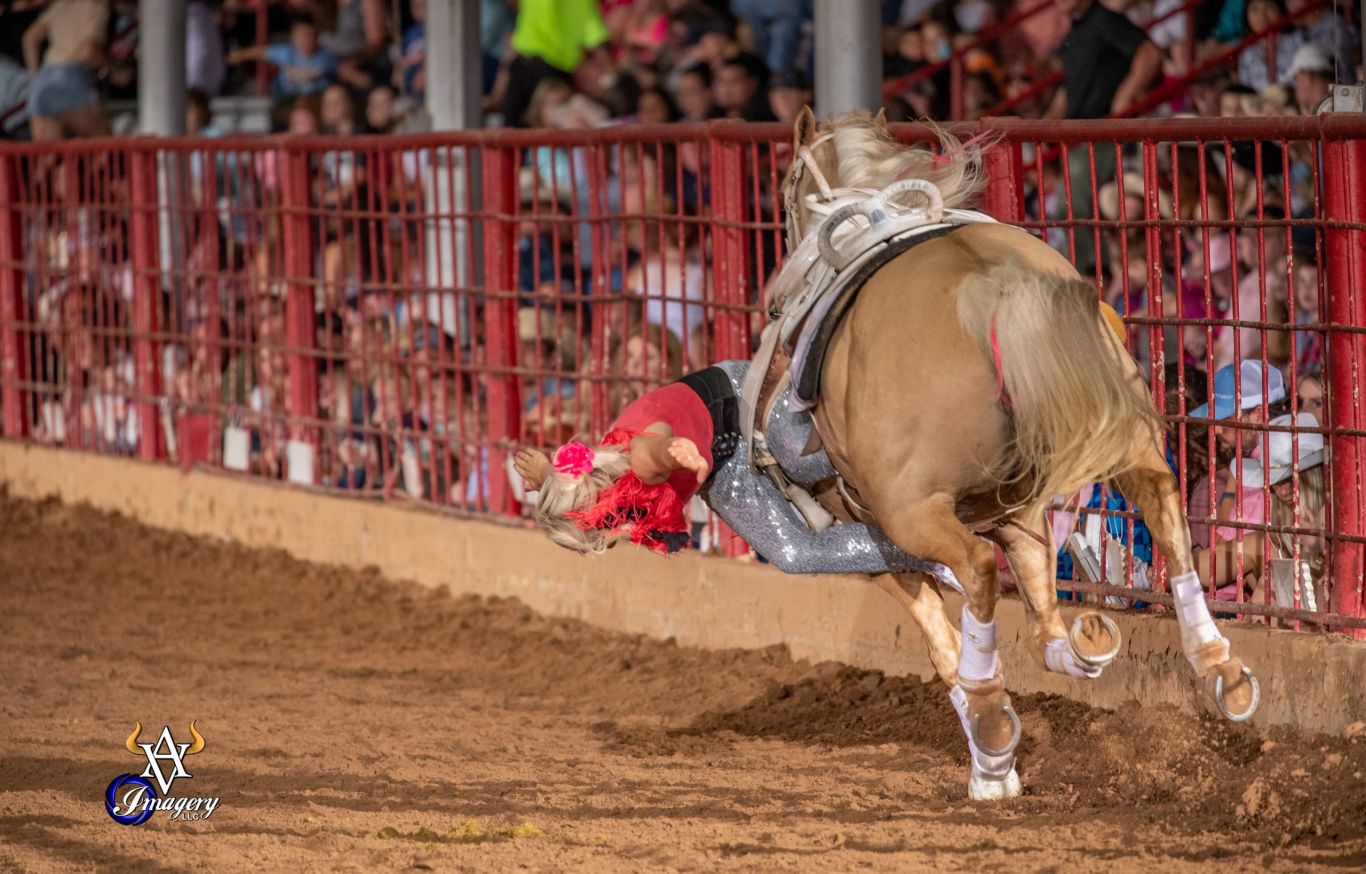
(783, 132, 836, 253)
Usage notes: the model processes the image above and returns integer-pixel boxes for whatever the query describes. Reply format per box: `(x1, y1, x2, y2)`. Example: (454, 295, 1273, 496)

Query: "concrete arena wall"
(3, 441, 1361, 735)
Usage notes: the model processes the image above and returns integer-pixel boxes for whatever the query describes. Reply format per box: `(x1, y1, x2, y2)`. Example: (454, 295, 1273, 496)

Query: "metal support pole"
(138, 0, 186, 135)
(0, 155, 27, 439)
(981, 141, 1024, 223)
(280, 147, 318, 481)
(1322, 137, 1366, 637)
(814, 0, 882, 118)
(709, 131, 753, 557)
(425, 0, 482, 131)
(424, 0, 483, 350)
(480, 146, 520, 516)
(129, 148, 166, 461)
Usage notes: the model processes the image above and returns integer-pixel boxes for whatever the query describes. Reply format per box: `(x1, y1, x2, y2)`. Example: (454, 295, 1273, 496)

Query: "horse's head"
(782, 107, 897, 251)
(781, 108, 992, 253)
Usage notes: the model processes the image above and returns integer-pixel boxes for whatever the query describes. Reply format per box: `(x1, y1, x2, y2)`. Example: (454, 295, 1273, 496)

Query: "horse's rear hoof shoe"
(1212, 659, 1260, 722)
(970, 705, 1021, 758)
(969, 766, 1022, 801)
(1069, 611, 1122, 668)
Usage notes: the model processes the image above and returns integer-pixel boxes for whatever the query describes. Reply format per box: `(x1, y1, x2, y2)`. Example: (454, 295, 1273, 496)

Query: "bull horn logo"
(125, 721, 205, 755)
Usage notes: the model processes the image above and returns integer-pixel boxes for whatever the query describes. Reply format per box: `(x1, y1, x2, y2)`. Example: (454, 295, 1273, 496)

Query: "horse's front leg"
(988, 509, 1122, 679)
(1117, 447, 1260, 721)
(874, 571, 1021, 801)
(874, 496, 1023, 800)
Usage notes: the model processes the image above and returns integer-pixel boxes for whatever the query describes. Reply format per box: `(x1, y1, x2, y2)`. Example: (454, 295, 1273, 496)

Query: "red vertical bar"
(949, 54, 964, 122)
(129, 148, 166, 461)
(255, 3, 269, 97)
(0, 155, 27, 439)
(708, 133, 750, 361)
(481, 146, 520, 516)
(280, 147, 318, 458)
(982, 140, 1023, 223)
(1322, 137, 1366, 635)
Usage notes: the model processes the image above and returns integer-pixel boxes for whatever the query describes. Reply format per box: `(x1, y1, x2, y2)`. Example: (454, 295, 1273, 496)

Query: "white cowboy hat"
(1229, 412, 1326, 488)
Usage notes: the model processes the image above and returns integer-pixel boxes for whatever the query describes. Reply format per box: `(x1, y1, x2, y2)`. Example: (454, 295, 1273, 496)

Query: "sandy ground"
(2, 491, 1365, 873)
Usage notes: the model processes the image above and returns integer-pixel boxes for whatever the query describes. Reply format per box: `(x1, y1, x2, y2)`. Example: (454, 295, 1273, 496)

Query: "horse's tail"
(957, 262, 1164, 508)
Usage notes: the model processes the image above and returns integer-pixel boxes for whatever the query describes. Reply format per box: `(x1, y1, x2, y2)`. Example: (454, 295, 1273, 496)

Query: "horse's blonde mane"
(826, 112, 990, 210)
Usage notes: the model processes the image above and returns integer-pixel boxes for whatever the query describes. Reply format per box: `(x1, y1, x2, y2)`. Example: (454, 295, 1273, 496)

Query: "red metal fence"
(1, 117, 1363, 633)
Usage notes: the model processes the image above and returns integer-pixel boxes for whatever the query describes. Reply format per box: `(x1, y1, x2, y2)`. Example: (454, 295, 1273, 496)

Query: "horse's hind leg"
(873, 497, 1022, 799)
(874, 571, 1021, 800)
(988, 509, 1122, 679)
(1117, 445, 1260, 721)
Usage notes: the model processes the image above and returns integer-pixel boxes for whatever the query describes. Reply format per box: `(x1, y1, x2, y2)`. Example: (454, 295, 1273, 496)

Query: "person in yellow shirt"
(502, 0, 609, 127)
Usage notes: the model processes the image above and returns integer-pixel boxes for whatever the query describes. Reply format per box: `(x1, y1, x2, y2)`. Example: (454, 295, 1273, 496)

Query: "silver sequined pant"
(701, 360, 948, 578)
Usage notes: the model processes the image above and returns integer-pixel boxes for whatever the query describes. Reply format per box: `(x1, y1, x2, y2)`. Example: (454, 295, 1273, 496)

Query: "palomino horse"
(781, 110, 1259, 800)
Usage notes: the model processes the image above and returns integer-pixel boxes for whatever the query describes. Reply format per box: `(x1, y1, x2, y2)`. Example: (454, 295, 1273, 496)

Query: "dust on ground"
(1, 492, 1364, 872)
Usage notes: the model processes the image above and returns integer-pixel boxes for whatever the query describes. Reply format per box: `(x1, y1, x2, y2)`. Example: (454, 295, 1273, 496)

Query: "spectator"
(289, 94, 322, 133)
(1237, 0, 1302, 92)
(731, 0, 811, 75)
(320, 82, 359, 135)
(229, 13, 339, 100)
(319, 0, 390, 89)
(609, 320, 685, 413)
(884, 26, 927, 78)
(624, 227, 708, 347)
(187, 0, 228, 96)
(605, 0, 670, 68)
(518, 306, 576, 416)
(672, 62, 716, 121)
(1219, 82, 1259, 115)
(1296, 372, 1324, 419)
(1045, 0, 1163, 275)
(1260, 82, 1295, 113)
(0, 55, 30, 138)
(1287, 0, 1360, 84)
(1287, 41, 1334, 113)
(502, 0, 610, 128)
(1193, 412, 1327, 605)
(1047, 0, 1164, 118)
(364, 82, 400, 133)
(399, 0, 425, 98)
(714, 54, 774, 121)
(22, 0, 111, 140)
(767, 69, 811, 126)
(1292, 250, 1322, 373)
(636, 84, 679, 124)
(481, 0, 517, 90)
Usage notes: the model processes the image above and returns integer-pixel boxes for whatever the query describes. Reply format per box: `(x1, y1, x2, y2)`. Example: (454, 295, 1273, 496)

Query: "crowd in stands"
(2, 0, 1359, 596)
(0, 0, 1358, 136)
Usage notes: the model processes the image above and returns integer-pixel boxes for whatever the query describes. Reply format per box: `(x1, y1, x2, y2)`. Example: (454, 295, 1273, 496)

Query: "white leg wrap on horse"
(1171, 571, 1228, 673)
(949, 685, 1015, 780)
(958, 604, 999, 683)
(1044, 637, 1103, 679)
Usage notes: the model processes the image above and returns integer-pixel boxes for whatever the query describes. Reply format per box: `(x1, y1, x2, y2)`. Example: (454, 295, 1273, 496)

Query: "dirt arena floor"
(2, 491, 1365, 873)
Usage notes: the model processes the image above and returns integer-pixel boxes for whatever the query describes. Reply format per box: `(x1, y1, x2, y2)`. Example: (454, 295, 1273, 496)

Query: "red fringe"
(567, 428, 688, 554)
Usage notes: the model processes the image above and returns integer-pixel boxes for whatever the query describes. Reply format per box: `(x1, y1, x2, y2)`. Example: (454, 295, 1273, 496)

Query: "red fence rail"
(1, 117, 1363, 634)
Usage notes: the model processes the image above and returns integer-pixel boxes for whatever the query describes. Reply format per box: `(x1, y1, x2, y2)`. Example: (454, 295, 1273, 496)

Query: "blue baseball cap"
(1189, 360, 1286, 420)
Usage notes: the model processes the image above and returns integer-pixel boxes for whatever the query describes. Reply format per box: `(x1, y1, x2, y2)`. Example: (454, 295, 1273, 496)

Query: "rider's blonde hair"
(534, 446, 633, 555)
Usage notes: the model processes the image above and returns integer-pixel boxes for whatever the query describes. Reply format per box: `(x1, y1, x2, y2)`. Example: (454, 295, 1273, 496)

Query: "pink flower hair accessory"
(553, 441, 596, 478)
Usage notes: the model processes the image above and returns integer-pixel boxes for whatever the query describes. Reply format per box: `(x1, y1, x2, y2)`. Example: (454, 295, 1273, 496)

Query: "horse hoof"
(1213, 660, 1260, 722)
(970, 705, 1022, 758)
(1069, 611, 1122, 668)
(969, 766, 1022, 801)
